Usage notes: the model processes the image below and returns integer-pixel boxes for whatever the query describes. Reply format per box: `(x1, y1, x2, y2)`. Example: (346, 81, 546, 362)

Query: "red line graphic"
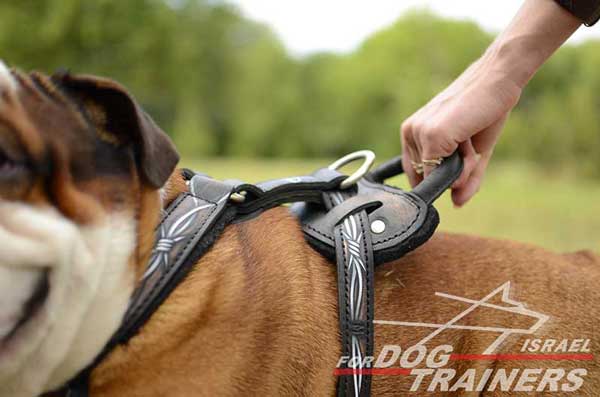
(334, 353, 594, 375)
(334, 368, 412, 376)
(450, 353, 594, 361)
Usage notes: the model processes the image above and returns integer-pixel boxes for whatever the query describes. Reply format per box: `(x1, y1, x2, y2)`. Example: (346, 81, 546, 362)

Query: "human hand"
(400, 57, 522, 207)
(400, 0, 580, 207)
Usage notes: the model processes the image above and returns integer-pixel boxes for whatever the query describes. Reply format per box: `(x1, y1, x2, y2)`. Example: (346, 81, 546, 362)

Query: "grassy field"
(183, 157, 600, 253)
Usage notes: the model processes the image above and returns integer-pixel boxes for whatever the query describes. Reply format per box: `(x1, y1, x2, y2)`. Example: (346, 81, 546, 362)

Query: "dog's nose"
(0, 312, 19, 340)
(0, 60, 16, 95)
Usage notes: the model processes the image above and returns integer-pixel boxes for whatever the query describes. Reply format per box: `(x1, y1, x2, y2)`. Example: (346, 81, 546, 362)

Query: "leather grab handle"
(367, 151, 463, 205)
(411, 151, 463, 204)
(366, 156, 404, 183)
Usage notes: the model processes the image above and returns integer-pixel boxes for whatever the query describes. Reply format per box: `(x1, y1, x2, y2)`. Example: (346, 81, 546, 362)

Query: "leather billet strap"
(330, 192, 375, 397)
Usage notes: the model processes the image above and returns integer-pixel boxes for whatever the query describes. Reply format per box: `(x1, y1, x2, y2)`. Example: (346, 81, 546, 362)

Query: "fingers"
(400, 120, 422, 187)
(451, 140, 481, 190)
(401, 117, 459, 184)
(404, 113, 458, 178)
(451, 150, 491, 207)
(398, 63, 518, 205)
(401, 145, 418, 188)
(419, 125, 457, 178)
(448, 117, 506, 206)
(471, 114, 508, 155)
(401, 116, 488, 207)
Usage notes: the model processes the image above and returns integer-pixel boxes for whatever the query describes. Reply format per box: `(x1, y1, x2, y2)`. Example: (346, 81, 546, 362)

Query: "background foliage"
(2, 0, 599, 177)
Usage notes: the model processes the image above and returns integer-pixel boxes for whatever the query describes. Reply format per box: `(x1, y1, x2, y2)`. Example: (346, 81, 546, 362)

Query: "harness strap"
(117, 180, 234, 344)
(332, 197, 375, 397)
(50, 168, 349, 397)
(44, 152, 461, 397)
(51, 175, 237, 397)
(226, 168, 346, 216)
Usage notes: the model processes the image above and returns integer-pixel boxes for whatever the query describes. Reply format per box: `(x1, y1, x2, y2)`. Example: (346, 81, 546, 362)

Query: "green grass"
(182, 157, 600, 253)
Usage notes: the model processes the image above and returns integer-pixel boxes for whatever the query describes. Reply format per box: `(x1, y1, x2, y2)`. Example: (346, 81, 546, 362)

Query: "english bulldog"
(0, 60, 598, 397)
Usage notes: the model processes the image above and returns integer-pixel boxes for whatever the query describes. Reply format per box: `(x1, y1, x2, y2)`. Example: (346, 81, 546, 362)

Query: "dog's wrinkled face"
(0, 60, 178, 397)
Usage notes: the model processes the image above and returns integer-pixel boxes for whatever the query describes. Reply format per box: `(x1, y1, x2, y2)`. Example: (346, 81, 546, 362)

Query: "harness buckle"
(229, 191, 247, 203)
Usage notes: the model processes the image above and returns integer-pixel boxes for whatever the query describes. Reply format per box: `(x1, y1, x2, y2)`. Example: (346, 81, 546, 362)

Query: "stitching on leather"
(304, 190, 422, 247)
(158, 193, 193, 229)
(128, 201, 218, 321)
(191, 193, 220, 205)
(359, 212, 372, 394)
(171, 204, 218, 268)
(339, 226, 350, 395)
(187, 180, 220, 204)
(359, 211, 372, 328)
(129, 204, 218, 322)
(372, 194, 422, 246)
(305, 223, 335, 242)
(367, 189, 421, 246)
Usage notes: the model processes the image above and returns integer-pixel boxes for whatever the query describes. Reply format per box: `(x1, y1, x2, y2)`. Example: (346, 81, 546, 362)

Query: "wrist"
(481, 36, 542, 89)
(478, 0, 581, 89)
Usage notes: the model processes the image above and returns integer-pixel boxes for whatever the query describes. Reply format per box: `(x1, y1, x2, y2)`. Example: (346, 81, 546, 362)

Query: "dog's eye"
(0, 148, 32, 199)
(0, 150, 23, 177)
(0, 150, 9, 166)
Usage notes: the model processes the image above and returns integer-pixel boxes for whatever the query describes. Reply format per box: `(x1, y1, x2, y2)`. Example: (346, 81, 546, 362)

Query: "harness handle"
(367, 151, 463, 205)
(365, 156, 404, 184)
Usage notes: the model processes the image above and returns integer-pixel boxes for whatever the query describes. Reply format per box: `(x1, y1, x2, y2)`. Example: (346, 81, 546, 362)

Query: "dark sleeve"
(554, 0, 600, 26)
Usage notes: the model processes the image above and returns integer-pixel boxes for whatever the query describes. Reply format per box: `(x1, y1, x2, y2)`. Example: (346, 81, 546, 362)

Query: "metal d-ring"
(328, 150, 376, 189)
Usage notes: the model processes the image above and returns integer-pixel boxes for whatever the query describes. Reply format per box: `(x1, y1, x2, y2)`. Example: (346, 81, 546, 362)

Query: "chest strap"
(331, 192, 376, 396)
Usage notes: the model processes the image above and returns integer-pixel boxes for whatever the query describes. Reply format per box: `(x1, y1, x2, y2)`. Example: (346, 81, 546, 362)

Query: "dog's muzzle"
(0, 267, 48, 344)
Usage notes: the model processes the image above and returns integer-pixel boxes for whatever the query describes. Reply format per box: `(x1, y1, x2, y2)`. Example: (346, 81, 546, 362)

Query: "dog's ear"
(55, 72, 179, 188)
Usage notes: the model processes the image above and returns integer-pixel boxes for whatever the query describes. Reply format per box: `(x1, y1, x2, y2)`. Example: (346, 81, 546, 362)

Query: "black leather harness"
(53, 151, 461, 397)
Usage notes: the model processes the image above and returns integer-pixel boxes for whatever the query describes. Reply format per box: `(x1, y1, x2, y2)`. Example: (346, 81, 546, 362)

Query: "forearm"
(401, 0, 592, 206)
(482, 0, 581, 88)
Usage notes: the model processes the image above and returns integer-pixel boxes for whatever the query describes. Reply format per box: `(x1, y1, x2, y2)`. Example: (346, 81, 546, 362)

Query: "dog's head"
(0, 60, 179, 396)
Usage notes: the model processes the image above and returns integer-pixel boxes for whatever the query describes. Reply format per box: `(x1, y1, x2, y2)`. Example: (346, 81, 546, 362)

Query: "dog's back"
(91, 208, 599, 396)
(373, 233, 599, 395)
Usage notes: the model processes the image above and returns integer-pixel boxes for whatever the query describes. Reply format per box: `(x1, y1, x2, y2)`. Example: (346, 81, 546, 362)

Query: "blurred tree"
(0, 2, 598, 176)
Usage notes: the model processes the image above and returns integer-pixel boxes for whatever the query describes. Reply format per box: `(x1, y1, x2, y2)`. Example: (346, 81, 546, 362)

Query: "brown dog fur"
(90, 172, 600, 396)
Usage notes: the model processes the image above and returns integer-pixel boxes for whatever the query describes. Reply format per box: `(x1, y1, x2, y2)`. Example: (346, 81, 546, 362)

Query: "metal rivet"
(370, 220, 386, 234)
